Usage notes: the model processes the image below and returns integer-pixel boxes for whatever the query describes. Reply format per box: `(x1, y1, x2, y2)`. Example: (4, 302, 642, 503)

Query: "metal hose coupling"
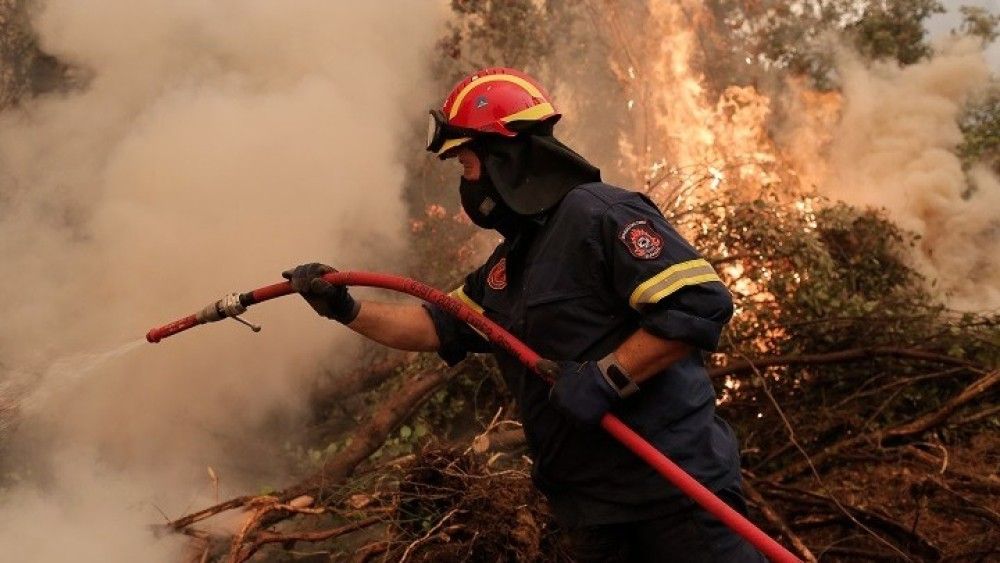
(195, 293, 247, 323)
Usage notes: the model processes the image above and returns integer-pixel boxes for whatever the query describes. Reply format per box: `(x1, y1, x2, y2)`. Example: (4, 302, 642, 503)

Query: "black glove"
(281, 263, 360, 323)
(549, 361, 620, 426)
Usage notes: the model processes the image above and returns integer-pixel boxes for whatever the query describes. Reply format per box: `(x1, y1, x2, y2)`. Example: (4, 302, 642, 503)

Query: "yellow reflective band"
(449, 75, 547, 119)
(450, 285, 484, 315)
(501, 102, 555, 123)
(628, 259, 722, 309)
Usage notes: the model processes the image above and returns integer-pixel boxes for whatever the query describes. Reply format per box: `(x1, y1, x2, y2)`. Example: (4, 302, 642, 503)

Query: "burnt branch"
(771, 370, 999, 482)
(709, 347, 983, 380)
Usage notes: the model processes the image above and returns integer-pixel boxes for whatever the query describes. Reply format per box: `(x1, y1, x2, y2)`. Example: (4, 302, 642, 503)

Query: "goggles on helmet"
(425, 109, 481, 154)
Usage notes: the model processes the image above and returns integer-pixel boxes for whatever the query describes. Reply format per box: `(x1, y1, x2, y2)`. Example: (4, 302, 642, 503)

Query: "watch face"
(606, 364, 631, 390)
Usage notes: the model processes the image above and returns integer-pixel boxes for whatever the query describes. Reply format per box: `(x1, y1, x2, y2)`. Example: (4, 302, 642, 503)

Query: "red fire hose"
(146, 271, 800, 562)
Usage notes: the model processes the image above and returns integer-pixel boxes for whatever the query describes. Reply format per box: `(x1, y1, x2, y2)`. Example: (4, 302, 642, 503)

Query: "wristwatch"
(597, 353, 640, 398)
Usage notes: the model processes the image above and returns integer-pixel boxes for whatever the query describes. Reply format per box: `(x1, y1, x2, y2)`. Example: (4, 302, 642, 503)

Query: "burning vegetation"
(1, 1, 999, 562)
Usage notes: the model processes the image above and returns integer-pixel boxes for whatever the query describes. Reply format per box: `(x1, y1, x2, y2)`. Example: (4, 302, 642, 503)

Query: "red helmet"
(426, 67, 561, 157)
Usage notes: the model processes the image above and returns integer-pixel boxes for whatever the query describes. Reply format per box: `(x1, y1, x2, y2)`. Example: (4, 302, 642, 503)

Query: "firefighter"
(284, 67, 764, 562)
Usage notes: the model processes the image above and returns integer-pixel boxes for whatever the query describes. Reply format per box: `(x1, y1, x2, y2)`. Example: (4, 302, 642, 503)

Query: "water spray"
(147, 271, 800, 562)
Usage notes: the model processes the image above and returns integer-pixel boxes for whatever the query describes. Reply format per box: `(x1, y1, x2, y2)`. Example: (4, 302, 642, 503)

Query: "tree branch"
(770, 371, 999, 482)
(236, 515, 383, 563)
(742, 478, 817, 562)
(287, 367, 455, 501)
(883, 370, 999, 439)
(757, 481, 940, 560)
(168, 367, 455, 556)
(710, 347, 982, 380)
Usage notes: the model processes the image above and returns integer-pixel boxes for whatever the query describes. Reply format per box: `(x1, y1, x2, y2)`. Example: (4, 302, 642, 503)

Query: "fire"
(601, 2, 843, 212)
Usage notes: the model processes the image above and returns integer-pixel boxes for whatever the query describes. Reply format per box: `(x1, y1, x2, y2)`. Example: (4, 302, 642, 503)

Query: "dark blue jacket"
(424, 182, 741, 527)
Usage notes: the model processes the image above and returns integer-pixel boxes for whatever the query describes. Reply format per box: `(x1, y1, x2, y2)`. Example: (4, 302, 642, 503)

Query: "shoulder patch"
(619, 220, 663, 260)
(487, 258, 507, 290)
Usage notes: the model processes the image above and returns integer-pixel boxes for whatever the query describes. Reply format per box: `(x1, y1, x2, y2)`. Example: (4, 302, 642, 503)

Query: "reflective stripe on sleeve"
(628, 259, 722, 309)
(450, 285, 484, 315)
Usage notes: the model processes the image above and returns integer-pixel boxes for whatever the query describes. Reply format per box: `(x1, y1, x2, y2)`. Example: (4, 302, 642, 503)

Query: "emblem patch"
(487, 258, 507, 290)
(619, 220, 663, 260)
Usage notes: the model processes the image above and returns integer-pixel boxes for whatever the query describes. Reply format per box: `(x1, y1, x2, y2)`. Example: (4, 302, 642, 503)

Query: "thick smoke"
(824, 38, 1000, 310)
(0, 1, 442, 560)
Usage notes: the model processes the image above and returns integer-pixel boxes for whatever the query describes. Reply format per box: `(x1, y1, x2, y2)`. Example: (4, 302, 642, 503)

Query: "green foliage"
(438, 0, 554, 82)
(958, 5, 1000, 43)
(958, 81, 1000, 174)
(847, 0, 944, 65)
(709, 0, 944, 89)
(0, 0, 75, 109)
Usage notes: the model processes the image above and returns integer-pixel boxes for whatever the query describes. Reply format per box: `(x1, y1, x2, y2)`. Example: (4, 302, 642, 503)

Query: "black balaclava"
(458, 141, 530, 239)
(478, 124, 600, 216)
(458, 172, 522, 239)
(458, 126, 600, 239)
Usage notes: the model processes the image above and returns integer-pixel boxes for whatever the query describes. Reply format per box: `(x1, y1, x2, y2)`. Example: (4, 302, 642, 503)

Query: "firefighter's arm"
(283, 263, 439, 352)
(346, 301, 440, 352)
(611, 328, 692, 383)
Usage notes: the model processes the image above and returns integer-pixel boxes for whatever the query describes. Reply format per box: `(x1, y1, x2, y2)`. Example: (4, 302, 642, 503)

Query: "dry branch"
(286, 367, 455, 501)
(757, 481, 941, 560)
(235, 515, 383, 563)
(901, 446, 1000, 494)
(883, 370, 999, 440)
(169, 367, 455, 557)
(309, 351, 418, 418)
(709, 347, 982, 380)
(770, 370, 1000, 482)
(167, 496, 255, 531)
(742, 479, 816, 562)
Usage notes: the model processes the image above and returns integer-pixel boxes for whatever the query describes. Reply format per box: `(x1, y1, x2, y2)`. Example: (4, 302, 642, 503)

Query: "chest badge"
(619, 220, 663, 260)
(487, 258, 507, 290)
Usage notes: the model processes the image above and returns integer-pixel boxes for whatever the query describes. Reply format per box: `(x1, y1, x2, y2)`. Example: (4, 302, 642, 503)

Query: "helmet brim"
(436, 137, 472, 159)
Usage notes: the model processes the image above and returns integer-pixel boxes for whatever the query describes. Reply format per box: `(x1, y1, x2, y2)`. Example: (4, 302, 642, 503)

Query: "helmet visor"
(425, 109, 480, 154)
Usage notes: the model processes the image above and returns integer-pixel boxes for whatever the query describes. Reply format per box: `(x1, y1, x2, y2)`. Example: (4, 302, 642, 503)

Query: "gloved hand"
(282, 263, 360, 324)
(549, 361, 620, 426)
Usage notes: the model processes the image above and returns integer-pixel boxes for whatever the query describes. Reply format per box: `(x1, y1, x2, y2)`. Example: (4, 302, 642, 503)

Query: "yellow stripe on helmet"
(501, 102, 556, 123)
(448, 75, 547, 119)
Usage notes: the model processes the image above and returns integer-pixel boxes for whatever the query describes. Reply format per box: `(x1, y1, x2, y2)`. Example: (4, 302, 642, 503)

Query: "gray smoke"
(0, 1, 443, 560)
(824, 37, 1000, 310)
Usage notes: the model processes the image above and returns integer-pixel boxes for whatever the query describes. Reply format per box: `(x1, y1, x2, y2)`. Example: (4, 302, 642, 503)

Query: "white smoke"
(824, 37, 1000, 310)
(0, 1, 443, 561)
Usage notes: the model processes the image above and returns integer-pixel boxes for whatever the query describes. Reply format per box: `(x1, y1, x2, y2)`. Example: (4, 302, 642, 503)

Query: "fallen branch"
(710, 347, 982, 380)
(166, 496, 255, 531)
(770, 370, 999, 482)
(286, 367, 455, 501)
(757, 481, 940, 560)
(309, 351, 418, 420)
(742, 479, 816, 562)
(235, 515, 383, 563)
(950, 403, 1000, 427)
(168, 367, 455, 556)
(470, 426, 526, 454)
(883, 370, 999, 440)
(811, 546, 898, 561)
(398, 508, 461, 563)
(901, 446, 1000, 494)
(920, 477, 1000, 525)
